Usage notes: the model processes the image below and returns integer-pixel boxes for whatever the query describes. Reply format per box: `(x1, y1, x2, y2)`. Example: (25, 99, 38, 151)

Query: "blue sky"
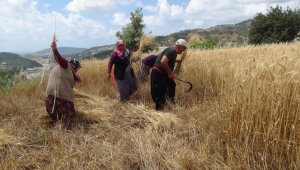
(0, 0, 299, 53)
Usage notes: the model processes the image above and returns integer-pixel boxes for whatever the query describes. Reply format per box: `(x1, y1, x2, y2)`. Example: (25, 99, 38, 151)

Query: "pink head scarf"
(115, 39, 125, 57)
(116, 40, 124, 47)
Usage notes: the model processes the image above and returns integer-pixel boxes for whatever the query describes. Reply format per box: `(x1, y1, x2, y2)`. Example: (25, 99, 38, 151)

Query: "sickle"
(175, 78, 193, 92)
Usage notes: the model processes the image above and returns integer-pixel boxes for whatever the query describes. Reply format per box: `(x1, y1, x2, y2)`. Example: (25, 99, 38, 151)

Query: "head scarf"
(115, 39, 125, 57)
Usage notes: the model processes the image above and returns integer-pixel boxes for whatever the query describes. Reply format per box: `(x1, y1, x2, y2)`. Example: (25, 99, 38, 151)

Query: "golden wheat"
(0, 42, 299, 169)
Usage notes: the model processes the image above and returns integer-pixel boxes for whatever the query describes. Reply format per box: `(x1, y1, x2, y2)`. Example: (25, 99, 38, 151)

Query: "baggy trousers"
(150, 69, 176, 110)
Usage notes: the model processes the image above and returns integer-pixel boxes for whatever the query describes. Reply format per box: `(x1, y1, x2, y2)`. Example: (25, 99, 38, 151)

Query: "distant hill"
(69, 45, 115, 60)
(0, 52, 42, 72)
(73, 20, 252, 60)
(15, 19, 253, 62)
(155, 19, 252, 47)
(35, 47, 87, 56)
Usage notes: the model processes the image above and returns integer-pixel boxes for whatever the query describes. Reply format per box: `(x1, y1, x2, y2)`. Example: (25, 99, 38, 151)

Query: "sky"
(0, 0, 299, 53)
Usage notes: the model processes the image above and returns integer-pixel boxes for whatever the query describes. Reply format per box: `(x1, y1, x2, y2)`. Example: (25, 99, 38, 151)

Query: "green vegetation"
(249, 6, 300, 45)
(189, 39, 219, 49)
(236, 27, 249, 37)
(117, 8, 145, 51)
(0, 71, 13, 92)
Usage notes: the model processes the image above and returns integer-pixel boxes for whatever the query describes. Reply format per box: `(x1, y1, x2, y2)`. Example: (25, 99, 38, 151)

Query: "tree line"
(249, 6, 300, 45)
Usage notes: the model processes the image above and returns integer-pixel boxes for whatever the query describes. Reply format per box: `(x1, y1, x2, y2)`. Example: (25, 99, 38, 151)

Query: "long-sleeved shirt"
(53, 49, 81, 82)
(142, 54, 158, 68)
(53, 49, 68, 69)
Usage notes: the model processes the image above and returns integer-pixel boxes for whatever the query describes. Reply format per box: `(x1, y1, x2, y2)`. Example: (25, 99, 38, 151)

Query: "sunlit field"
(0, 42, 299, 169)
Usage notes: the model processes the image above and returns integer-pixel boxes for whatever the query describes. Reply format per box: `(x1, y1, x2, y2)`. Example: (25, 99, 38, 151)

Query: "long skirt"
(45, 95, 75, 121)
(116, 66, 138, 101)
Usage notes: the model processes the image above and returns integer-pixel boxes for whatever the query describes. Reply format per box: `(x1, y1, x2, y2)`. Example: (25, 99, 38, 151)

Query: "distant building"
(0, 62, 8, 70)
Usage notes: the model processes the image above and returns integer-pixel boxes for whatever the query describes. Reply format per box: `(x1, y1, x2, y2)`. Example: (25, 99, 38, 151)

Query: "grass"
(0, 42, 299, 169)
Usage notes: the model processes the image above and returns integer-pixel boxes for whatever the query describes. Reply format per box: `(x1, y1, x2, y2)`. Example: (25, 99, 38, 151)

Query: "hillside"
(73, 20, 251, 60)
(0, 42, 299, 169)
(69, 45, 115, 60)
(0, 52, 42, 72)
(35, 47, 87, 56)
(155, 19, 251, 47)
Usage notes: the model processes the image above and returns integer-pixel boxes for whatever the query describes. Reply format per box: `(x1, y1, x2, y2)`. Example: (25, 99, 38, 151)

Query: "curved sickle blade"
(176, 78, 193, 92)
(184, 81, 193, 92)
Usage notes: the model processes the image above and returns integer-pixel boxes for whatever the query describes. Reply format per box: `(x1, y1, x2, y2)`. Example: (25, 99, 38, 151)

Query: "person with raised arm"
(45, 41, 82, 122)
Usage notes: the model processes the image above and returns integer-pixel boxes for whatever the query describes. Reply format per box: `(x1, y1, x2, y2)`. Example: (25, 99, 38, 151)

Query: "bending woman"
(137, 54, 158, 84)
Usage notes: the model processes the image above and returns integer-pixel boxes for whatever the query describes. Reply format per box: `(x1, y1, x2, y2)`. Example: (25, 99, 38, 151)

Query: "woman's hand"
(51, 41, 57, 50)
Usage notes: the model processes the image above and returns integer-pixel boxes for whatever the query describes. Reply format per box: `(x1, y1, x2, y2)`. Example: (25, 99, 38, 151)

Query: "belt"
(152, 66, 163, 73)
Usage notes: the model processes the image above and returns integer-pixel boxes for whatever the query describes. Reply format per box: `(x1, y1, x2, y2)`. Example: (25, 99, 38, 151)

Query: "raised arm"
(51, 42, 68, 69)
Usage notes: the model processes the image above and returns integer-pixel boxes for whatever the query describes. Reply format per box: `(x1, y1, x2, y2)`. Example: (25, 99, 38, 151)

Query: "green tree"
(0, 71, 13, 92)
(249, 6, 300, 45)
(117, 8, 145, 51)
(190, 39, 219, 49)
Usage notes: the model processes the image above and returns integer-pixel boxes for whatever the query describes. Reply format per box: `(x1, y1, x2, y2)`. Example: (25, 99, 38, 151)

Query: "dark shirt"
(153, 47, 177, 73)
(108, 49, 131, 79)
(108, 49, 131, 74)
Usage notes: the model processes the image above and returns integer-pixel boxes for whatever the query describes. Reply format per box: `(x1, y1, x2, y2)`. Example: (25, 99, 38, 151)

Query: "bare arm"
(161, 55, 176, 79)
(176, 50, 186, 62)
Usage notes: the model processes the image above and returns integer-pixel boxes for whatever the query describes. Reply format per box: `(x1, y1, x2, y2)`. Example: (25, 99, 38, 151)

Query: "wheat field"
(0, 42, 299, 169)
